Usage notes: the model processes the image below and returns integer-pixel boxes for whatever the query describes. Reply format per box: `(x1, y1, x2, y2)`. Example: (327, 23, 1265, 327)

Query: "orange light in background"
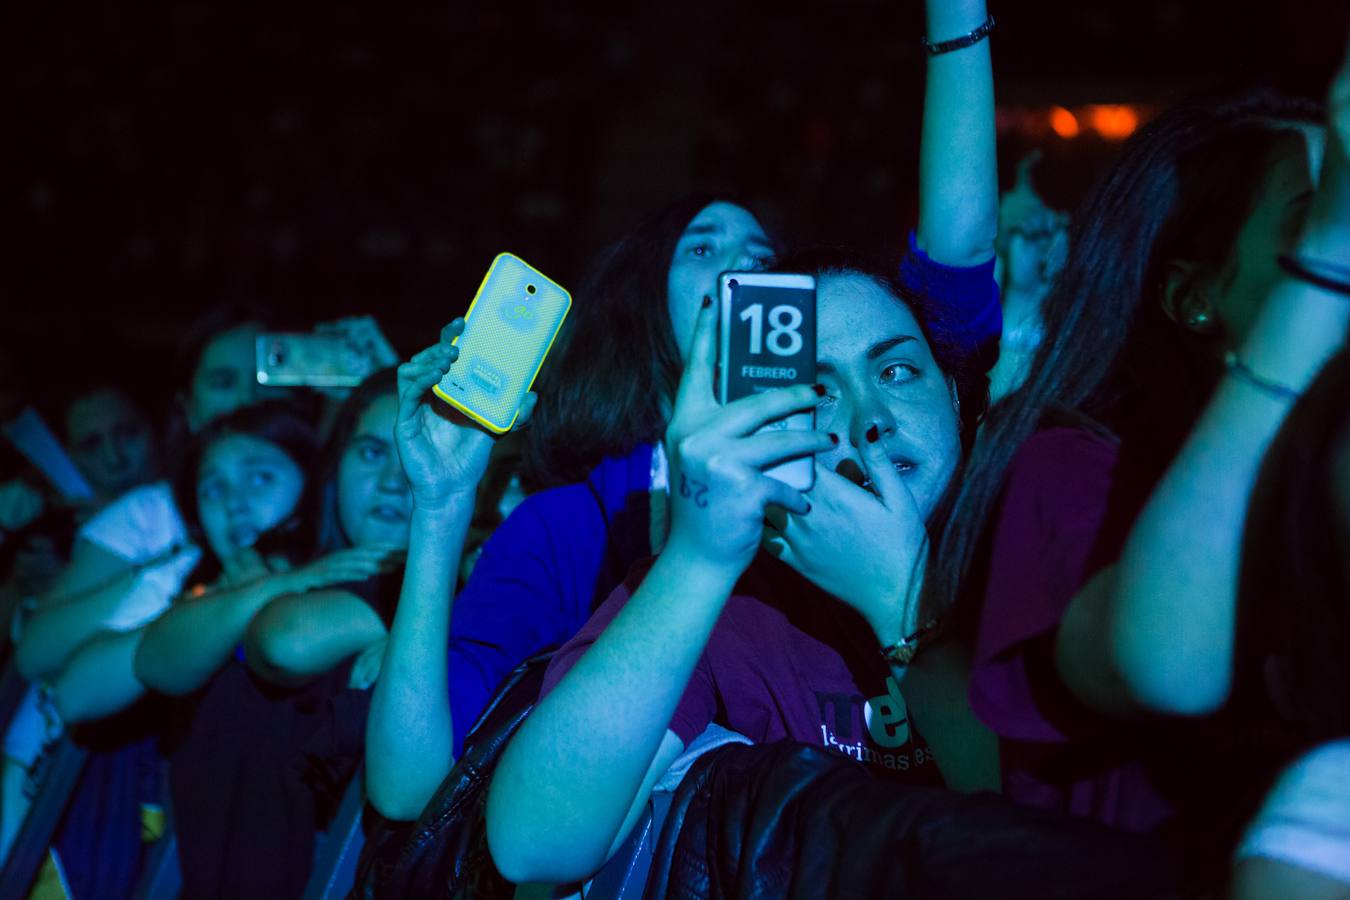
(1049, 106, 1080, 139)
(1088, 105, 1139, 140)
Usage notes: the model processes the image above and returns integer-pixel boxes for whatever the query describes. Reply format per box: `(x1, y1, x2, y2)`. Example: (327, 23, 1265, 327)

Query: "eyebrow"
(352, 432, 392, 446)
(816, 335, 919, 375)
(679, 224, 773, 246)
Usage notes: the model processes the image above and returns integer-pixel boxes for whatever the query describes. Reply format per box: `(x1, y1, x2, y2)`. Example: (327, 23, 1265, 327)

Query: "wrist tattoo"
(679, 473, 709, 509)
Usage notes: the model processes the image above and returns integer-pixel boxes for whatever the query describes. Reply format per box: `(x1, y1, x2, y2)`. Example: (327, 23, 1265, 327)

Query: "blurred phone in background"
(255, 333, 376, 388)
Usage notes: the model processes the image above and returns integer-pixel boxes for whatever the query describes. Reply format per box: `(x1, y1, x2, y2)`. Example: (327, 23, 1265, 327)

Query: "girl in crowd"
(0, 402, 317, 899)
(365, 0, 1000, 824)
(485, 245, 991, 882)
(136, 372, 406, 899)
(916, 36, 1350, 843)
(14, 308, 270, 684)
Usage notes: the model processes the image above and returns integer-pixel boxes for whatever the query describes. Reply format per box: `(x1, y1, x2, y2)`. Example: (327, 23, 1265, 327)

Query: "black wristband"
(1277, 253, 1350, 299)
(923, 14, 996, 56)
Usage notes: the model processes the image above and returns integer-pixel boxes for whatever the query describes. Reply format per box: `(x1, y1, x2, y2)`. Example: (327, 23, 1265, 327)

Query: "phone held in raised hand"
(256, 334, 376, 388)
(432, 253, 571, 434)
(717, 271, 817, 491)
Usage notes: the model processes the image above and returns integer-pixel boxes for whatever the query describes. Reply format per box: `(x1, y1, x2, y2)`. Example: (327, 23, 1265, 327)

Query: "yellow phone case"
(432, 253, 571, 433)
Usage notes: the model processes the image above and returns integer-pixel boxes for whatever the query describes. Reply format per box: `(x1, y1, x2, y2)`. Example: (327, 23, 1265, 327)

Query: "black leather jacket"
(647, 741, 1210, 899)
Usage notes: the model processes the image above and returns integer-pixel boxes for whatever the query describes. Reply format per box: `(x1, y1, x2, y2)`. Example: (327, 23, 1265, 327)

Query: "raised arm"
(365, 321, 507, 821)
(915, 0, 998, 266)
(244, 589, 388, 688)
(1057, 53, 1350, 716)
(486, 302, 830, 884)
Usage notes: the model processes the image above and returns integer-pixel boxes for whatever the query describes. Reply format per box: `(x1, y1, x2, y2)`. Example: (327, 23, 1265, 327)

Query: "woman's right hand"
(395, 319, 536, 512)
(280, 545, 403, 595)
(662, 299, 833, 575)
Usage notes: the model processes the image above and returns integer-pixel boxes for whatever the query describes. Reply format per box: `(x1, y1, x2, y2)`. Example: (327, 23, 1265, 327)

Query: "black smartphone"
(716, 271, 818, 491)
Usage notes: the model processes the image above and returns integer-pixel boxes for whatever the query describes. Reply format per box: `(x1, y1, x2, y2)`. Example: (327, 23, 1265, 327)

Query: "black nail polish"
(829, 432, 840, 444)
(701, 296, 712, 309)
(803, 501, 812, 513)
(866, 424, 880, 443)
(812, 384, 827, 397)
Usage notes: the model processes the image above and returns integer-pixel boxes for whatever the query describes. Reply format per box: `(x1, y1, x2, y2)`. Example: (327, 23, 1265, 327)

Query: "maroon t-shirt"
(540, 555, 943, 784)
(966, 426, 1174, 832)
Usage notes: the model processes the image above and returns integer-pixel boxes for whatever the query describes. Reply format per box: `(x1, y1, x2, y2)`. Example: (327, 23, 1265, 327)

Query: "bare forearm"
(51, 629, 146, 724)
(245, 591, 386, 686)
(365, 502, 470, 820)
(16, 578, 136, 679)
(917, 0, 997, 265)
(486, 546, 736, 883)
(1075, 242, 1350, 715)
(135, 580, 280, 695)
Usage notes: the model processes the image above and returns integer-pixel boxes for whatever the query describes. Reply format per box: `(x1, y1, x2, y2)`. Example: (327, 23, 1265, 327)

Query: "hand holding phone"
(717, 272, 818, 490)
(432, 253, 570, 433)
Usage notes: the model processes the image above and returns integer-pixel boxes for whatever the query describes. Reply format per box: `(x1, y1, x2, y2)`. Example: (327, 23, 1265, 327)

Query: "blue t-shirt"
(443, 238, 1000, 754)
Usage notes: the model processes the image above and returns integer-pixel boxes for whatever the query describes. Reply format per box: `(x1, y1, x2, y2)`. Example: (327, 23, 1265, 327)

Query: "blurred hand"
(280, 545, 404, 595)
(763, 439, 929, 647)
(348, 635, 387, 690)
(1300, 31, 1350, 259)
(0, 480, 46, 534)
(997, 151, 1069, 295)
(395, 319, 536, 512)
(316, 315, 401, 369)
(662, 300, 832, 575)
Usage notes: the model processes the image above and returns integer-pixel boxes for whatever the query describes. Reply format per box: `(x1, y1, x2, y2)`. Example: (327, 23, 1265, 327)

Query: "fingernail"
(866, 424, 880, 443)
(803, 501, 812, 513)
(828, 432, 839, 444)
(701, 296, 712, 309)
(812, 384, 826, 396)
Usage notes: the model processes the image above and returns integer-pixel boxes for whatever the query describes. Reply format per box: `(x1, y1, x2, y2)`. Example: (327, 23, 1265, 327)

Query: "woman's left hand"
(763, 435, 929, 646)
(348, 635, 387, 690)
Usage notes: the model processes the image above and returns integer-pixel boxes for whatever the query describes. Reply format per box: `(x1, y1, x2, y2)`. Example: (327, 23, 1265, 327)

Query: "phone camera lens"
(526, 284, 537, 295)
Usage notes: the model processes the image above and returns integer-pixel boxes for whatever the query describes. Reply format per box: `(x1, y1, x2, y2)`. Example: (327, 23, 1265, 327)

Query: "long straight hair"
(521, 195, 760, 490)
(927, 92, 1321, 622)
(1237, 347, 1350, 744)
(309, 367, 398, 554)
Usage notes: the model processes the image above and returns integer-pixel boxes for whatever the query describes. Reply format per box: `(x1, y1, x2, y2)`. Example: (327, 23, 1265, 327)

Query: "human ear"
(1160, 262, 1219, 336)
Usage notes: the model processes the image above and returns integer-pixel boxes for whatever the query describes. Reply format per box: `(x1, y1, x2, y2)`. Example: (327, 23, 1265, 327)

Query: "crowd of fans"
(2, 0, 1349, 896)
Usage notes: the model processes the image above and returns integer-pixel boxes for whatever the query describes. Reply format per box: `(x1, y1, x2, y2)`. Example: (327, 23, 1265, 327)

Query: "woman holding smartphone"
(366, 0, 999, 825)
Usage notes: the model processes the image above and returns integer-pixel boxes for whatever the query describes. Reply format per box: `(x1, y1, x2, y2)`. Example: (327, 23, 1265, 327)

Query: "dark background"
(4, 0, 1348, 399)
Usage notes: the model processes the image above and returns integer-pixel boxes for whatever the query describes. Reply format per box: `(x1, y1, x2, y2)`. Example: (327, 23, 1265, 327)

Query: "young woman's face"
(65, 388, 157, 501)
(812, 273, 962, 521)
(1210, 126, 1325, 344)
(196, 433, 305, 562)
(336, 393, 411, 549)
(667, 202, 776, 361)
(186, 324, 263, 432)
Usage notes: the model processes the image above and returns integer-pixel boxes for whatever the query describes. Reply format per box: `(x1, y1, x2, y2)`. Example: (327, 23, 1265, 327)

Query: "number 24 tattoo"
(679, 474, 709, 509)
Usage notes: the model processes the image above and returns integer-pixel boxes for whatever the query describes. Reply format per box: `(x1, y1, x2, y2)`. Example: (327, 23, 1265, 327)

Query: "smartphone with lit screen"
(717, 271, 817, 491)
(256, 333, 376, 388)
(432, 253, 571, 434)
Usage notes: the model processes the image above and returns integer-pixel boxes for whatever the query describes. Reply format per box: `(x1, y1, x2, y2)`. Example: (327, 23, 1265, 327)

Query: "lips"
(369, 504, 408, 524)
(227, 524, 259, 548)
(860, 460, 916, 493)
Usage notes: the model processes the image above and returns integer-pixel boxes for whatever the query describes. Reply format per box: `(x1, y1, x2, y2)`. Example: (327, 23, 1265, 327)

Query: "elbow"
(1113, 640, 1232, 717)
(485, 769, 604, 886)
(365, 782, 434, 824)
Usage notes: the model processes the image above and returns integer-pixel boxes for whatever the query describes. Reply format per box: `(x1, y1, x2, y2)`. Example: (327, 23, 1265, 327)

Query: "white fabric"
(76, 482, 201, 631)
(1236, 740, 1350, 886)
(2, 684, 62, 769)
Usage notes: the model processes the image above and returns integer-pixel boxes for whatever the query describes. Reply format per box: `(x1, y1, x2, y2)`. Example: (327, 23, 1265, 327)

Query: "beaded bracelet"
(922, 14, 996, 56)
(880, 618, 944, 667)
(1277, 253, 1350, 299)
(1224, 351, 1301, 402)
